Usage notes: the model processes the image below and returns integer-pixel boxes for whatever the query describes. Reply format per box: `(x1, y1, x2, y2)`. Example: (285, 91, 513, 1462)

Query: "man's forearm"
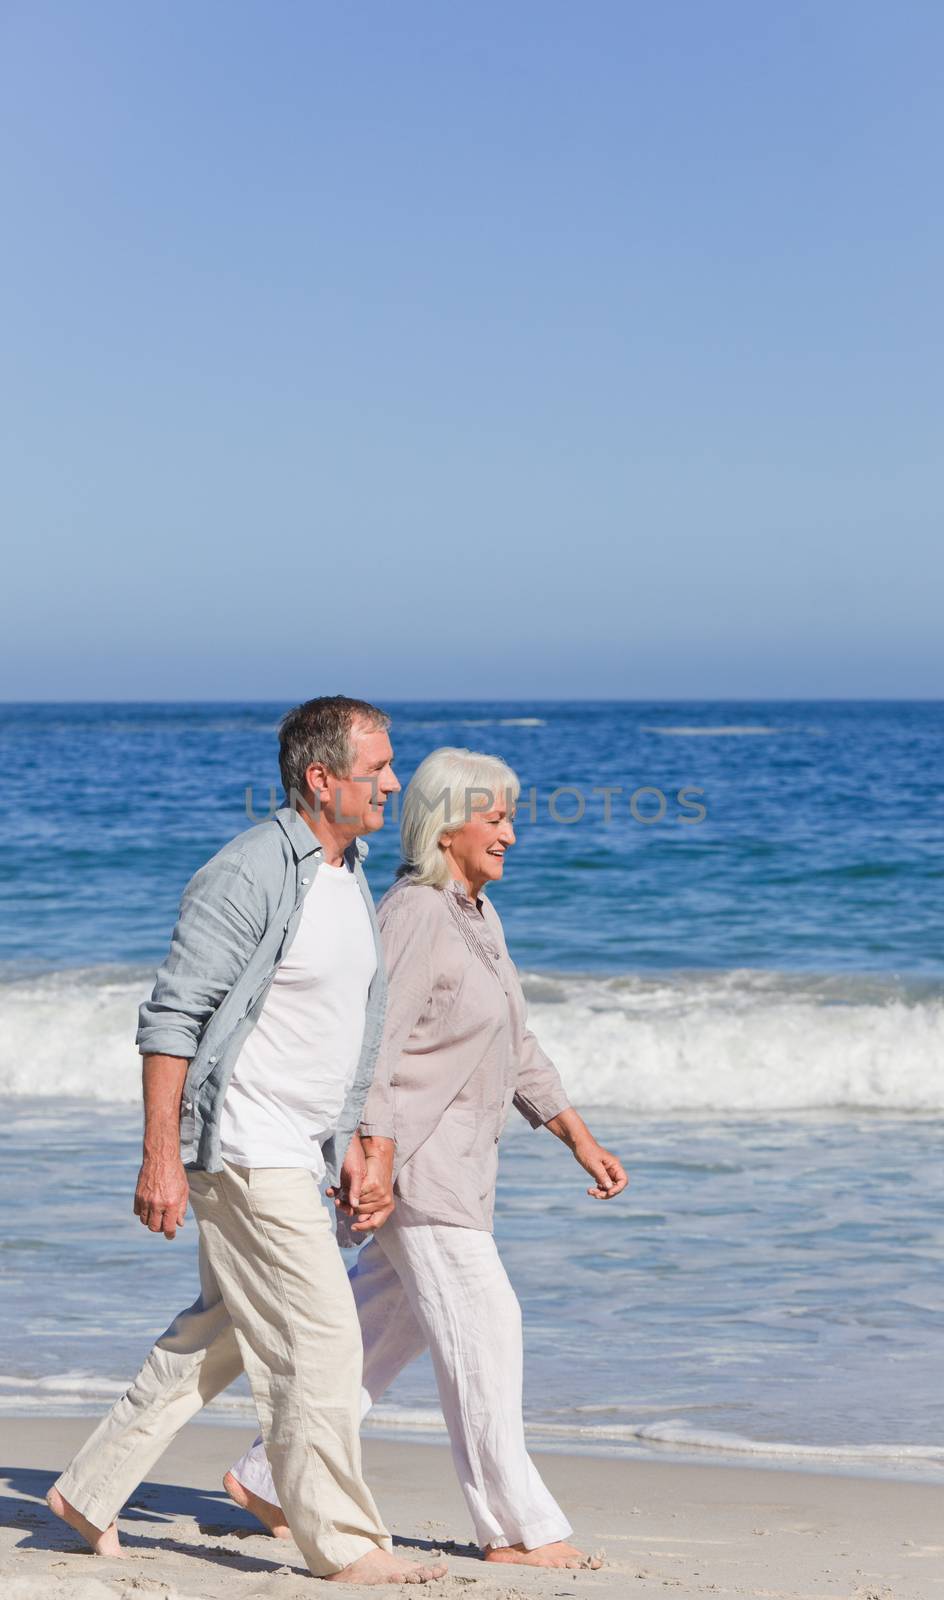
(142, 1054, 188, 1157)
(135, 1055, 190, 1239)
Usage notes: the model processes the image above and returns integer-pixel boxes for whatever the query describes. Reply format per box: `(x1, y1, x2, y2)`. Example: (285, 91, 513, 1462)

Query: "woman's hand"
(349, 1135, 396, 1233)
(572, 1138, 628, 1199)
(543, 1108, 629, 1200)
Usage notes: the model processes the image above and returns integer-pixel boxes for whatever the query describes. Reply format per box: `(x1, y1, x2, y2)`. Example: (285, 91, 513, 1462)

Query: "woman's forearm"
(543, 1106, 592, 1150)
(361, 1134, 395, 1167)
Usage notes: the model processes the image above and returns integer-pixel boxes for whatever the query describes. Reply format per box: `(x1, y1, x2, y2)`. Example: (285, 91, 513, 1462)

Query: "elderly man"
(47, 695, 446, 1586)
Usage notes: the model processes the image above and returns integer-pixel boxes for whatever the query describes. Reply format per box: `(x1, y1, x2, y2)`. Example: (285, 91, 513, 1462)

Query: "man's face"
(308, 720, 400, 837)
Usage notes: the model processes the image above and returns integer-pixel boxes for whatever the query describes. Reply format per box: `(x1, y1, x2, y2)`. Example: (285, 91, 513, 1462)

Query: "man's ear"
(304, 762, 329, 799)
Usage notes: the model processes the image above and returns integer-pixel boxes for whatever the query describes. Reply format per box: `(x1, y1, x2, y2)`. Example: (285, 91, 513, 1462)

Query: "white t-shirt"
(219, 859, 377, 1175)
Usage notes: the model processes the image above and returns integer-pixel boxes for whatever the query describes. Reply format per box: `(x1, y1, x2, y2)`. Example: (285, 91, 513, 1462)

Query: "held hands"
(327, 1134, 395, 1233)
(353, 1150, 396, 1231)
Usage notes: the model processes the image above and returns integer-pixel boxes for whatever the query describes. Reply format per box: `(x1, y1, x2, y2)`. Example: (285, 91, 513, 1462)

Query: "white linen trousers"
(231, 1212, 573, 1552)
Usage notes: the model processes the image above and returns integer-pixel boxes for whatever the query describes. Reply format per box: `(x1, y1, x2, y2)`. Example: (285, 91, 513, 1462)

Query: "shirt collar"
(445, 876, 484, 913)
(275, 805, 369, 866)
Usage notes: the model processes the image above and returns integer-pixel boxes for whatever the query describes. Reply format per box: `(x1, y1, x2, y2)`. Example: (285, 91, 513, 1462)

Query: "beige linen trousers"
(53, 1162, 392, 1577)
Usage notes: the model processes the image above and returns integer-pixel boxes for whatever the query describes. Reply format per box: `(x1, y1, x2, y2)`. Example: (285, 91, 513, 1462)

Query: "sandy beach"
(1, 1418, 941, 1599)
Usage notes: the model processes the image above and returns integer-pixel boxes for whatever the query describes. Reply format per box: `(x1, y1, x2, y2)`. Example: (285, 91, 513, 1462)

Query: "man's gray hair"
(279, 694, 391, 801)
(398, 746, 521, 889)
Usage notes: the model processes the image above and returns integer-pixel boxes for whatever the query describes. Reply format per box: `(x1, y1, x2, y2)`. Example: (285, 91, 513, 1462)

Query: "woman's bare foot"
(485, 1538, 603, 1569)
(222, 1471, 292, 1540)
(45, 1487, 124, 1558)
(327, 1547, 448, 1584)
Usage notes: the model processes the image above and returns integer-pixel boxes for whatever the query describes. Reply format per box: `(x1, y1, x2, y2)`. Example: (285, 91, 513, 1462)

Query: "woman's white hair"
(398, 746, 521, 889)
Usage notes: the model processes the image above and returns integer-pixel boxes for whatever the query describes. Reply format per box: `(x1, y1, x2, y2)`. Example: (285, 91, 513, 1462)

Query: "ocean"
(1, 700, 942, 1477)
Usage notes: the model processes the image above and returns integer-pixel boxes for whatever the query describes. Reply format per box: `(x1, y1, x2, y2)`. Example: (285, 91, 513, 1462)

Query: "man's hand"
(573, 1139, 628, 1199)
(327, 1132, 368, 1218)
(133, 1153, 189, 1239)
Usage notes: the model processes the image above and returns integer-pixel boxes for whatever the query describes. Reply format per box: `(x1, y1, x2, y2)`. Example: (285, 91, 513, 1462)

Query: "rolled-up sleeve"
(481, 897, 572, 1128)
(358, 892, 436, 1140)
(136, 851, 267, 1059)
(511, 979, 572, 1128)
(515, 1024, 572, 1126)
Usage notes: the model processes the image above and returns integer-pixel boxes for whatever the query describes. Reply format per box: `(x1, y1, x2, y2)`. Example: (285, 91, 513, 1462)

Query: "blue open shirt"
(136, 806, 389, 1182)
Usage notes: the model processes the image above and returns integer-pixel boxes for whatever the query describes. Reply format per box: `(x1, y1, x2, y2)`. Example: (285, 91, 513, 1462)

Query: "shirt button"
(208, 1055, 217, 1064)
(301, 876, 310, 884)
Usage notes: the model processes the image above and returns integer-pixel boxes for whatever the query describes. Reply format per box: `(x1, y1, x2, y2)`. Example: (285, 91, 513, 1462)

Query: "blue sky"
(1, 1, 941, 700)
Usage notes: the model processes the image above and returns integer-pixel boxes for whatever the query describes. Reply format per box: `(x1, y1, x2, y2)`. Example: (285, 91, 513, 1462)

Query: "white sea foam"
(523, 968, 944, 1112)
(0, 1371, 259, 1423)
(403, 717, 546, 728)
(0, 968, 149, 1101)
(0, 1373, 125, 1399)
(643, 725, 784, 736)
(622, 1418, 944, 1464)
(4, 1374, 937, 1473)
(365, 1406, 944, 1473)
(1, 965, 942, 1111)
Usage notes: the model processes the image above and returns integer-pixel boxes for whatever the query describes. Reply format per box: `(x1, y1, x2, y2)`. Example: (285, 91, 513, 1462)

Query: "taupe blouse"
(358, 876, 571, 1230)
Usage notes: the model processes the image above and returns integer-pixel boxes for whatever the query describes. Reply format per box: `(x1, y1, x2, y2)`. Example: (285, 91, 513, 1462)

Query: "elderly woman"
(225, 748, 628, 1569)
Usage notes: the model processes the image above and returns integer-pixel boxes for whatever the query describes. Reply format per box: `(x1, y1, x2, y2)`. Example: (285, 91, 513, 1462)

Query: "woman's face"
(441, 789, 516, 891)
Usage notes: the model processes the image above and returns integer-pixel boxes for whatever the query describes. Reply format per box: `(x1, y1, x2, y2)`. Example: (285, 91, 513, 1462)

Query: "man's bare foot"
(327, 1547, 448, 1584)
(485, 1538, 604, 1569)
(45, 1487, 124, 1558)
(222, 1471, 292, 1540)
